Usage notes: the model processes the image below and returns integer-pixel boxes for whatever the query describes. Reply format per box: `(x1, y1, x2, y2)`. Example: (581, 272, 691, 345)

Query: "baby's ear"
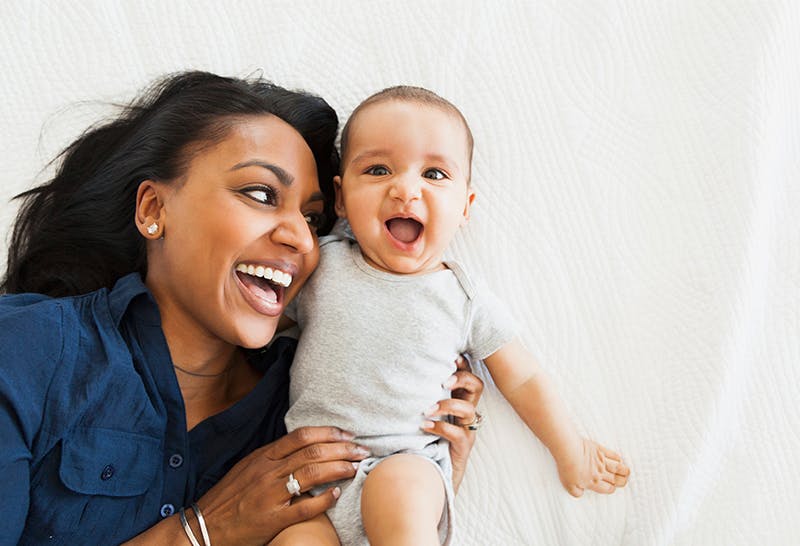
(460, 190, 476, 226)
(334, 176, 347, 218)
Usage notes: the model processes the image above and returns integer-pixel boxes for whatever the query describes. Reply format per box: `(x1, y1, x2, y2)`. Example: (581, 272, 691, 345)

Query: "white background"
(1, 1, 799, 544)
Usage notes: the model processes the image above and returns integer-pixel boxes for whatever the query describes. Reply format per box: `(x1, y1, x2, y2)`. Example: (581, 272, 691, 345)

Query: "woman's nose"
(272, 211, 315, 254)
(388, 174, 422, 203)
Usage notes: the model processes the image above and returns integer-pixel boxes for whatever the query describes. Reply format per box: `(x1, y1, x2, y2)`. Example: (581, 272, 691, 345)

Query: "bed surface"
(1, 1, 798, 544)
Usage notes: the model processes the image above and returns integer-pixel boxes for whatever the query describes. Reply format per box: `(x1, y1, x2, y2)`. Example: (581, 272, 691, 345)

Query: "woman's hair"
(2, 71, 340, 297)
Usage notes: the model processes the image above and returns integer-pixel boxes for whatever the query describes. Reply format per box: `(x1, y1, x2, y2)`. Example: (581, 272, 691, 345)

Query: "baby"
(280, 87, 630, 545)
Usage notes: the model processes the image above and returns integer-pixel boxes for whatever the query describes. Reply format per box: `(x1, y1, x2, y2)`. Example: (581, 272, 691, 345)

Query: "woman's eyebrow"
(229, 160, 294, 187)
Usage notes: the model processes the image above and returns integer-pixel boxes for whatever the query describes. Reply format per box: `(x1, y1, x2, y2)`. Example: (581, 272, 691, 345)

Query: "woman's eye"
(304, 212, 327, 232)
(423, 168, 446, 181)
(243, 186, 277, 205)
(366, 166, 390, 176)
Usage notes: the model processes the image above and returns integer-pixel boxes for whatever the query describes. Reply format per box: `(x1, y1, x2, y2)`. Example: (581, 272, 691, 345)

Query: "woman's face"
(145, 115, 325, 349)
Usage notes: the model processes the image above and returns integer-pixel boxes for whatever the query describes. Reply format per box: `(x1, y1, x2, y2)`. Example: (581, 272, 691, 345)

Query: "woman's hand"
(187, 426, 367, 545)
(421, 356, 484, 492)
(556, 437, 630, 497)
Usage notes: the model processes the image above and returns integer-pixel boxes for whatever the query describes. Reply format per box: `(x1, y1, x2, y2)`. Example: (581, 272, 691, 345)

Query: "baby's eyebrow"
(350, 149, 391, 164)
(229, 160, 294, 187)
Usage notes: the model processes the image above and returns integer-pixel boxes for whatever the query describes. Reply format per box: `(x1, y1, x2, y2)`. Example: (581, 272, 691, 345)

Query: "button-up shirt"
(0, 273, 293, 544)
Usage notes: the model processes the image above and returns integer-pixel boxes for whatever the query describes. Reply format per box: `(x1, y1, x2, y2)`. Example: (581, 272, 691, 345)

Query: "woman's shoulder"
(0, 284, 122, 381)
(0, 292, 72, 365)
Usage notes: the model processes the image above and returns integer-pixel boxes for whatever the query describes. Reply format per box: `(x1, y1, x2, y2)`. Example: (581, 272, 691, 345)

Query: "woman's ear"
(334, 176, 347, 218)
(460, 190, 476, 226)
(135, 180, 166, 239)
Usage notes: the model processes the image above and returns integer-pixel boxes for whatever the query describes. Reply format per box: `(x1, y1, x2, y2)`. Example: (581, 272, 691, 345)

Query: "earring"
(146, 222, 158, 235)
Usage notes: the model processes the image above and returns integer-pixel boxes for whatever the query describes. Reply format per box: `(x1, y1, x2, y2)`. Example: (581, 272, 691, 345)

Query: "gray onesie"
(285, 232, 515, 545)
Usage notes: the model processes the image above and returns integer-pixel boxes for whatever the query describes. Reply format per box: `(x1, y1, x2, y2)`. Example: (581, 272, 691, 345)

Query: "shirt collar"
(108, 273, 159, 327)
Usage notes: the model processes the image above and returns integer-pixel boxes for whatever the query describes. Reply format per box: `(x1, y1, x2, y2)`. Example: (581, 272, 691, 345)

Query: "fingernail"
(421, 420, 435, 430)
(442, 376, 457, 389)
(332, 486, 341, 499)
(340, 430, 356, 440)
(355, 447, 371, 457)
(424, 403, 439, 416)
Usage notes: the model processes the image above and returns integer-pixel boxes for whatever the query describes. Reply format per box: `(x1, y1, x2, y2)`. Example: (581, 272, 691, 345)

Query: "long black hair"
(2, 71, 339, 297)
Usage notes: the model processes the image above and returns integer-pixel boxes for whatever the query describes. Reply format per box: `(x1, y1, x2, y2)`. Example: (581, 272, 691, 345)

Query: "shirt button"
(168, 453, 184, 468)
(100, 465, 114, 481)
(160, 503, 175, 518)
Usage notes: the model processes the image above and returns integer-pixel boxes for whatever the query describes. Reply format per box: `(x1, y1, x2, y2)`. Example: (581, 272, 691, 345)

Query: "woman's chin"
(234, 320, 279, 349)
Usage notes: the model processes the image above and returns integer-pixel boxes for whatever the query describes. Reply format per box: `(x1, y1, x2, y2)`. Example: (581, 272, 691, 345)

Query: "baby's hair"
(340, 86, 474, 179)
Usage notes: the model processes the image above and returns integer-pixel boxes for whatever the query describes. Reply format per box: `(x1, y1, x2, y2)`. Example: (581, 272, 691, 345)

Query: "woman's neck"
(148, 282, 263, 429)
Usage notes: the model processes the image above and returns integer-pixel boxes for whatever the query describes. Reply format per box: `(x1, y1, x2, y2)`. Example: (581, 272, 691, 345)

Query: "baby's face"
(336, 100, 474, 275)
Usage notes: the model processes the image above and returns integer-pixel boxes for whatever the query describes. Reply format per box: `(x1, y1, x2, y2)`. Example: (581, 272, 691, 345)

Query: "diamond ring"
(462, 412, 484, 431)
(285, 473, 301, 496)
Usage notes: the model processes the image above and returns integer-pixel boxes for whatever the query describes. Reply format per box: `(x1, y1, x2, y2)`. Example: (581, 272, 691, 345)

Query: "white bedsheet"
(1, 1, 798, 544)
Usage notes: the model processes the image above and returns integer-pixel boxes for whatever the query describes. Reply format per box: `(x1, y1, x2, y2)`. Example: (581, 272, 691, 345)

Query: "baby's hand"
(556, 438, 630, 497)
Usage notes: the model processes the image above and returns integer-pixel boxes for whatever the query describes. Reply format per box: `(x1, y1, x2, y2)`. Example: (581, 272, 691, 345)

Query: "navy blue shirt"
(0, 273, 293, 545)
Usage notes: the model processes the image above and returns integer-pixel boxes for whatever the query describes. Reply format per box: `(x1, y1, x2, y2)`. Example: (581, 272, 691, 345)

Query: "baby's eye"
(365, 165, 390, 176)
(304, 211, 327, 233)
(242, 186, 277, 206)
(423, 168, 446, 181)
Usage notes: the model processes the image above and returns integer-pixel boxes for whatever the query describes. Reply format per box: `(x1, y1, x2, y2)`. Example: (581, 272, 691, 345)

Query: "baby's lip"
(384, 211, 424, 225)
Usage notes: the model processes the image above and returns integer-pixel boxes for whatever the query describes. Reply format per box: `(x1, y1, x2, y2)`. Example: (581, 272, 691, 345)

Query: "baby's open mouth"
(235, 264, 292, 304)
(386, 217, 423, 244)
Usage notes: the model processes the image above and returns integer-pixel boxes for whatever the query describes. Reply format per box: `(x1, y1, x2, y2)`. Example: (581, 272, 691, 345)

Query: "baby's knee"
(362, 454, 445, 517)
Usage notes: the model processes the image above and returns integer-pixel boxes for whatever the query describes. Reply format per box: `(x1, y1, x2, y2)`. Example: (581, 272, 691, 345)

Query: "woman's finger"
(286, 441, 370, 470)
(283, 487, 341, 529)
(263, 426, 355, 460)
(424, 398, 476, 422)
(421, 417, 475, 444)
(448, 368, 484, 401)
(289, 461, 359, 496)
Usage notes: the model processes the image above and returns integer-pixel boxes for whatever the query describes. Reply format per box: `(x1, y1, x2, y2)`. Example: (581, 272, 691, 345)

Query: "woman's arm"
(485, 338, 630, 496)
(124, 426, 366, 546)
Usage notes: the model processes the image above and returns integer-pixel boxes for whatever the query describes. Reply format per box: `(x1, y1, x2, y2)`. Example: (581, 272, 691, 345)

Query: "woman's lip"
(234, 270, 284, 317)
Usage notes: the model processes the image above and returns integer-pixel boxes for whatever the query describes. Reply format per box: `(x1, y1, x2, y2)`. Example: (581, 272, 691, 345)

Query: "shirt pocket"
(23, 427, 162, 545)
(59, 427, 161, 497)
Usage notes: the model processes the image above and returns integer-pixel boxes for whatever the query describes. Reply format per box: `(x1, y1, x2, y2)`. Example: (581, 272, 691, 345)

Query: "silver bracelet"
(179, 507, 201, 546)
(191, 502, 211, 546)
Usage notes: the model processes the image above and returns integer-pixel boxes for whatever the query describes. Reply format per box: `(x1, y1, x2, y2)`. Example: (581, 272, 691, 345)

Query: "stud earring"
(146, 223, 158, 235)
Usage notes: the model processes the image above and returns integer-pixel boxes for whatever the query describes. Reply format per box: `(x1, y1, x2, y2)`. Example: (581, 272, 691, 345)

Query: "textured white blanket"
(1, 1, 798, 544)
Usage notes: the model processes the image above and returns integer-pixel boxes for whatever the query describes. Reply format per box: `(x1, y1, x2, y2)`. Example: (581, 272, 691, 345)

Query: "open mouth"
(385, 217, 424, 246)
(235, 263, 293, 310)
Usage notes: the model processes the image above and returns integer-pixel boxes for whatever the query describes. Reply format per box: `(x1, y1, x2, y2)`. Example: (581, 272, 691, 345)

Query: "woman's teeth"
(236, 263, 293, 287)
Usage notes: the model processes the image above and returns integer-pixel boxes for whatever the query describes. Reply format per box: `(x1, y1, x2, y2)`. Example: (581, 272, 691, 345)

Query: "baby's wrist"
(549, 433, 583, 465)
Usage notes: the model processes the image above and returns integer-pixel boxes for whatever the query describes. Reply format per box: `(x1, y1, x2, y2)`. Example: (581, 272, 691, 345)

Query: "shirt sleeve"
(465, 287, 518, 361)
(0, 299, 66, 543)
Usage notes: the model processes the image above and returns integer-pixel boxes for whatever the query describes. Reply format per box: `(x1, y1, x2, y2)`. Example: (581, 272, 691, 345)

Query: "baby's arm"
(484, 339, 630, 496)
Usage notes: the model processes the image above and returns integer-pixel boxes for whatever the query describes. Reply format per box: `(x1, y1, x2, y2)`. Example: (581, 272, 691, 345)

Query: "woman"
(0, 71, 483, 545)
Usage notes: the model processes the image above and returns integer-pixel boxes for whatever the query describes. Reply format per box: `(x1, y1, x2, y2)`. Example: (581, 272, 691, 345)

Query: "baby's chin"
(369, 253, 447, 276)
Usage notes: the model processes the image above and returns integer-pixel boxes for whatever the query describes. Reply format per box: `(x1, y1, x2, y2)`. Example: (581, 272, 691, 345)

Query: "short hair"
(339, 86, 473, 179)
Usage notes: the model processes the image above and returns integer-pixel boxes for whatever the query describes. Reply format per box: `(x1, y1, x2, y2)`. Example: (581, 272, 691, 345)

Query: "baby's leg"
(361, 453, 446, 546)
(268, 512, 340, 546)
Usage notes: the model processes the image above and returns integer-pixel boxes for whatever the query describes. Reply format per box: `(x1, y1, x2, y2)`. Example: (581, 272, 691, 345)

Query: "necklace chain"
(173, 361, 238, 378)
